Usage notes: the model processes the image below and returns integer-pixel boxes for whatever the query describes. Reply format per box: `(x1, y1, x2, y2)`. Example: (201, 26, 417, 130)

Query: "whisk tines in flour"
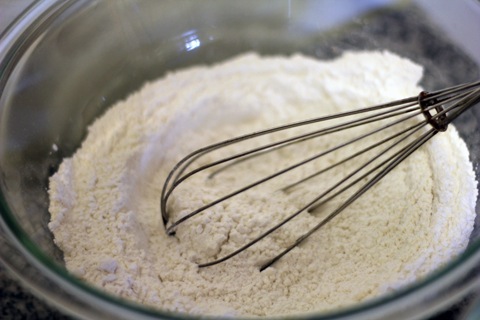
(160, 80, 480, 271)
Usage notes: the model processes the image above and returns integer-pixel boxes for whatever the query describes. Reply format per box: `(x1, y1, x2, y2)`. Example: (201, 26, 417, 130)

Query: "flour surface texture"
(48, 51, 477, 317)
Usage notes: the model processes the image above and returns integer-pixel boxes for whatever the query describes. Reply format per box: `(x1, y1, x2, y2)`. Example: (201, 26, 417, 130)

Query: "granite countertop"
(0, 265, 68, 319)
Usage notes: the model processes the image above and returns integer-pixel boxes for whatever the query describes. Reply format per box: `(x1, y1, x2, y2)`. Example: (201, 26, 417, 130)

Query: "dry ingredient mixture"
(48, 51, 477, 317)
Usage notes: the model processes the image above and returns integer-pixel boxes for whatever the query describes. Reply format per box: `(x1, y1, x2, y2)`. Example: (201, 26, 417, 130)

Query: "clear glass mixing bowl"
(1, 0, 480, 319)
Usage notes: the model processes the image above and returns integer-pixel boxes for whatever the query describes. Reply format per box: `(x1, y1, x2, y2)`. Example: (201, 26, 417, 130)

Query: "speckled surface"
(0, 265, 69, 319)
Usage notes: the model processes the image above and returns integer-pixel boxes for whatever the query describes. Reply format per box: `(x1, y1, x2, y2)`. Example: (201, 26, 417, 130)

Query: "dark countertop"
(0, 265, 68, 319)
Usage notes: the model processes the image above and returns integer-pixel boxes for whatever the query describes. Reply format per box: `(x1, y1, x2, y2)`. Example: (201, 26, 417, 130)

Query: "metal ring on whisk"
(418, 91, 448, 132)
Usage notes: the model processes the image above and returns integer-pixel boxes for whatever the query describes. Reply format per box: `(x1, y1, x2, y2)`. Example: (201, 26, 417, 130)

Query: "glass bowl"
(1, 0, 480, 319)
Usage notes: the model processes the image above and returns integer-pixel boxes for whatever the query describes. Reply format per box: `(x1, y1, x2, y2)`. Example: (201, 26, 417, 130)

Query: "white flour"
(48, 51, 477, 317)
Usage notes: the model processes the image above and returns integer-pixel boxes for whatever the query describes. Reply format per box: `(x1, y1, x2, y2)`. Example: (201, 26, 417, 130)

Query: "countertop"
(0, 264, 68, 319)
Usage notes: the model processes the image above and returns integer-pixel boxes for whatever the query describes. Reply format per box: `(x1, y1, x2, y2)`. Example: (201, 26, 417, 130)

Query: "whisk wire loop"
(165, 108, 424, 235)
(199, 122, 433, 269)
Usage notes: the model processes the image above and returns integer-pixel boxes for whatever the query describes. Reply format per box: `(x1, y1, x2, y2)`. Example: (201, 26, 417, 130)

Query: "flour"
(48, 51, 477, 317)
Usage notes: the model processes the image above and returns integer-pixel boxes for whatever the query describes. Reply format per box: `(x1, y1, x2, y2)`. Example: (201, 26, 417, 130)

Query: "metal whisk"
(161, 80, 480, 271)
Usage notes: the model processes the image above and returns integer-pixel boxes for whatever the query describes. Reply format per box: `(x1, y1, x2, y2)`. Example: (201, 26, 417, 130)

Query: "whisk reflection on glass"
(161, 80, 480, 271)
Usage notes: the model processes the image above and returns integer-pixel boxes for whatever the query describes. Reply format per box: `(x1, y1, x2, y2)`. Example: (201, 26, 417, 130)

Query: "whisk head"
(160, 80, 480, 271)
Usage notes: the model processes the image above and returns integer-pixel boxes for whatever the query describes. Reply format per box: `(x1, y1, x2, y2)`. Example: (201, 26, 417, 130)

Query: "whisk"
(161, 80, 480, 271)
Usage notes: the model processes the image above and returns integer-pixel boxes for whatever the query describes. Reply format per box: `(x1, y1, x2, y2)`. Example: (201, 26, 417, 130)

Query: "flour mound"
(48, 51, 477, 317)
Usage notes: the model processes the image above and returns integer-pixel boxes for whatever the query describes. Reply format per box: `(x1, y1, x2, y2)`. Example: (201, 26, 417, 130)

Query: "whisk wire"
(163, 102, 423, 232)
(163, 101, 419, 198)
(207, 102, 421, 179)
(198, 123, 433, 269)
(165, 107, 423, 235)
(161, 97, 422, 223)
(282, 116, 427, 192)
(260, 128, 439, 271)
